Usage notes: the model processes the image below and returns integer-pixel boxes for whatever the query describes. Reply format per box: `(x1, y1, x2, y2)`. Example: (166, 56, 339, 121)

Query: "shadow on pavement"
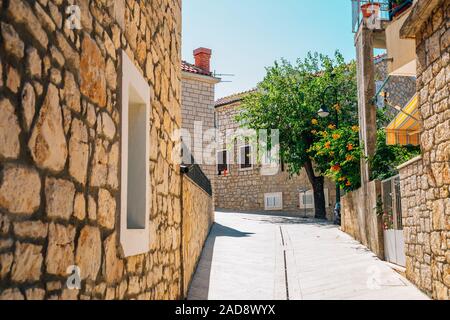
(240, 215, 337, 229)
(213, 223, 255, 238)
(216, 209, 337, 228)
(187, 223, 254, 300)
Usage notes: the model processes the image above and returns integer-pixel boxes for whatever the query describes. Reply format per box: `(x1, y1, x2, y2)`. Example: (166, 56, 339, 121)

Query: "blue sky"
(182, 0, 357, 99)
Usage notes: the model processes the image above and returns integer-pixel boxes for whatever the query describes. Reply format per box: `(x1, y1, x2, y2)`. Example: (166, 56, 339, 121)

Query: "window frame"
(217, 149, 230, 176)
(299, 189, 330, 209)
(120, 50, 151, 257)
(238, 144, 253, 171)
(264, 192, 283, 211)
(261, 146, 281, 176)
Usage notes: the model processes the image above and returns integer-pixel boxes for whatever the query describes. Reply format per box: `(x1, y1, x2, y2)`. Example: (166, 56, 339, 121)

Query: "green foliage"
(309, 126, 363, 192)
(236, 51, 358, 176)
(370, 130, 421, 181)
(235, 50, 419, 196)
(376, 104, 395, 129)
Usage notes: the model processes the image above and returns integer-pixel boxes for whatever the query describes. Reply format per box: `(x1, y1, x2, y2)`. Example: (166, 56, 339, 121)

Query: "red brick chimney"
(193, 47, 212, 73)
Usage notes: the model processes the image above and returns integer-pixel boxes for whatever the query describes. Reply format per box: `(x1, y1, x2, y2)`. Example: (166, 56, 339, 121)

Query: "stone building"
(374, 53, 417, 116)
(344, 0, 449, 300)
(395, 0, 449, 300)
(181, 48, 220, 182)
(0, 0, 213, 300)
(214, 91, 337, 218)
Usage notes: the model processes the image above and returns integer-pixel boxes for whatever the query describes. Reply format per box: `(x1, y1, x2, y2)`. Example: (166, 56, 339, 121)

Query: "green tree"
(236, 52, 358, 219)
(309, 126, 363, 192)
(370, 130, 421, 181)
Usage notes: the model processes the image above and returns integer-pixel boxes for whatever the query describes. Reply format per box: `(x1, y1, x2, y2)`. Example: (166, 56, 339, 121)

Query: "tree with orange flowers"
(236, 52, 358, 219)
(309, 125, 363, 192)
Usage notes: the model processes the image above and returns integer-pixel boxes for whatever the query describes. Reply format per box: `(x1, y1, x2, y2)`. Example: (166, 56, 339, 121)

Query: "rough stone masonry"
(398, 0, 450, 300)
(0, 0, 188, 300)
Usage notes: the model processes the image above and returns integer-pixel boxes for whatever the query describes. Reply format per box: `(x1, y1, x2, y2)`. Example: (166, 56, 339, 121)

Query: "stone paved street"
(188, 211, 429, 300)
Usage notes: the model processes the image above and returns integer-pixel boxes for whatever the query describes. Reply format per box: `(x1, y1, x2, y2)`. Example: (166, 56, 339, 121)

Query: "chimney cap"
(193, 47, 212, 56)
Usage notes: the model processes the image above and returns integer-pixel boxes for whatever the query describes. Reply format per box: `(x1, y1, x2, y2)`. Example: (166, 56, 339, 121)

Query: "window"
(299, 191, 314, 209)
(299, 189, 330, 209)
(239, 145, 253, 170)
(217, 150, 229, 176)
(264, 193, 283, 211)
(261, 146, 280, 176)
(120, 50, 151, 257)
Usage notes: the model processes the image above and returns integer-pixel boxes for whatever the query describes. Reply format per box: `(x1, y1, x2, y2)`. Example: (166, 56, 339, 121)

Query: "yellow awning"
(386, 94, 420, 146)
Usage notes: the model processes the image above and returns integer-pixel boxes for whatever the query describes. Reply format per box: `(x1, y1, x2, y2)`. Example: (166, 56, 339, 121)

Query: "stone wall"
(215, 101, 336, 218)
(398, 1, 449, 300)
(0, 0, 184, 300)
(398, 157, 434, 295)
(374, 55, 417, 112)
(181, 73, 217, 184)
(181, 176, 214, 297)
(341, 180, 384, 258)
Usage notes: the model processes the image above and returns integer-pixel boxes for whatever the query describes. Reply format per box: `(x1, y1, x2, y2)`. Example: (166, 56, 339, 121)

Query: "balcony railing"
(352, 0, 414, 33)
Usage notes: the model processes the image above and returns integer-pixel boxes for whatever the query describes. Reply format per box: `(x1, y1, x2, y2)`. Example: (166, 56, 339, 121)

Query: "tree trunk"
(311, 176, 327, 220)
(304, 159, 327, 220)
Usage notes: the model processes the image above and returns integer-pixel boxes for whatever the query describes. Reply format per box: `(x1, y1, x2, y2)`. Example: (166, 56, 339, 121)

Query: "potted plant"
(361, 2, 381, 18)
(382, 211, 394, 230)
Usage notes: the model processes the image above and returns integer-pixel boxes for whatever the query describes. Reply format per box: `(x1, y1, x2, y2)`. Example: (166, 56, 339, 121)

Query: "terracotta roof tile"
(215, 89, 257, 108)
(181, 60, 212, 76)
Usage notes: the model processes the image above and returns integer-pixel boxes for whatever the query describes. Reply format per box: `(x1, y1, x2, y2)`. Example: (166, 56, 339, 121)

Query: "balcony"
(352, 0, 414, 33)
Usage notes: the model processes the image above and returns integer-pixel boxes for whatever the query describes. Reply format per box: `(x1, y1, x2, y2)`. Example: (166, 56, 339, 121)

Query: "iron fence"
(180, 143, 213, 196)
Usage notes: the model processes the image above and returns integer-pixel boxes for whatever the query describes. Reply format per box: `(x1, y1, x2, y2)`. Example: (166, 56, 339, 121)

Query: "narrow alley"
(188, 212, 429, 300)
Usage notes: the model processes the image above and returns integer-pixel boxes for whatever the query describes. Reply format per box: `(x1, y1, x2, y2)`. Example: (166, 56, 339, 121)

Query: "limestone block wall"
(181, 176, 214, 297)
(0, 0, 184, 300)
(215, 102, 336, 218)
(398, 2, 449, 300)
(341, 180, 384, 258)
(374, 56, 417, 110)
(398, 157, 434, 295)
(181, 75, 217, 183)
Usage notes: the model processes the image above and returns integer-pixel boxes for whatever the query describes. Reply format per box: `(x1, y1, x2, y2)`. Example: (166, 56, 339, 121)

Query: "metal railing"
(351, 0, 413, 33)
(180, 143, 213, 196)
(381, 175, 403, 230)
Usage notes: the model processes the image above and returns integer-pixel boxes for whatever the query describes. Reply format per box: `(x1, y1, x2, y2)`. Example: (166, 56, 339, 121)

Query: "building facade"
(214, 92, 337, 219)
(0, 0, 213, 300)
(344, 0, 449, 300)
(181, 48, 220, 182)
(374, 54, 417, 113)
(396, 0, 449, 300)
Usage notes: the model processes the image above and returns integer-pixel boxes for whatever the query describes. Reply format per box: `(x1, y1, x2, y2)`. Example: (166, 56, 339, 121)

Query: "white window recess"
(299, 189, 330, 209)
(120, 50, 151, 257)
(264, 192, 283, 211)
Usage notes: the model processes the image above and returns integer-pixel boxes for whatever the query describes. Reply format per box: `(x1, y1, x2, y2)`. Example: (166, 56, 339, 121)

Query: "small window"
(261, 146, 280, 176)
(265, 193, 283, 211)
(299, 191, 314, 209)
(120, 50, 151, 257)
(239, 145, 253, 170)
(299, 189, 330, 209)
(217, 150, 229, 176)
